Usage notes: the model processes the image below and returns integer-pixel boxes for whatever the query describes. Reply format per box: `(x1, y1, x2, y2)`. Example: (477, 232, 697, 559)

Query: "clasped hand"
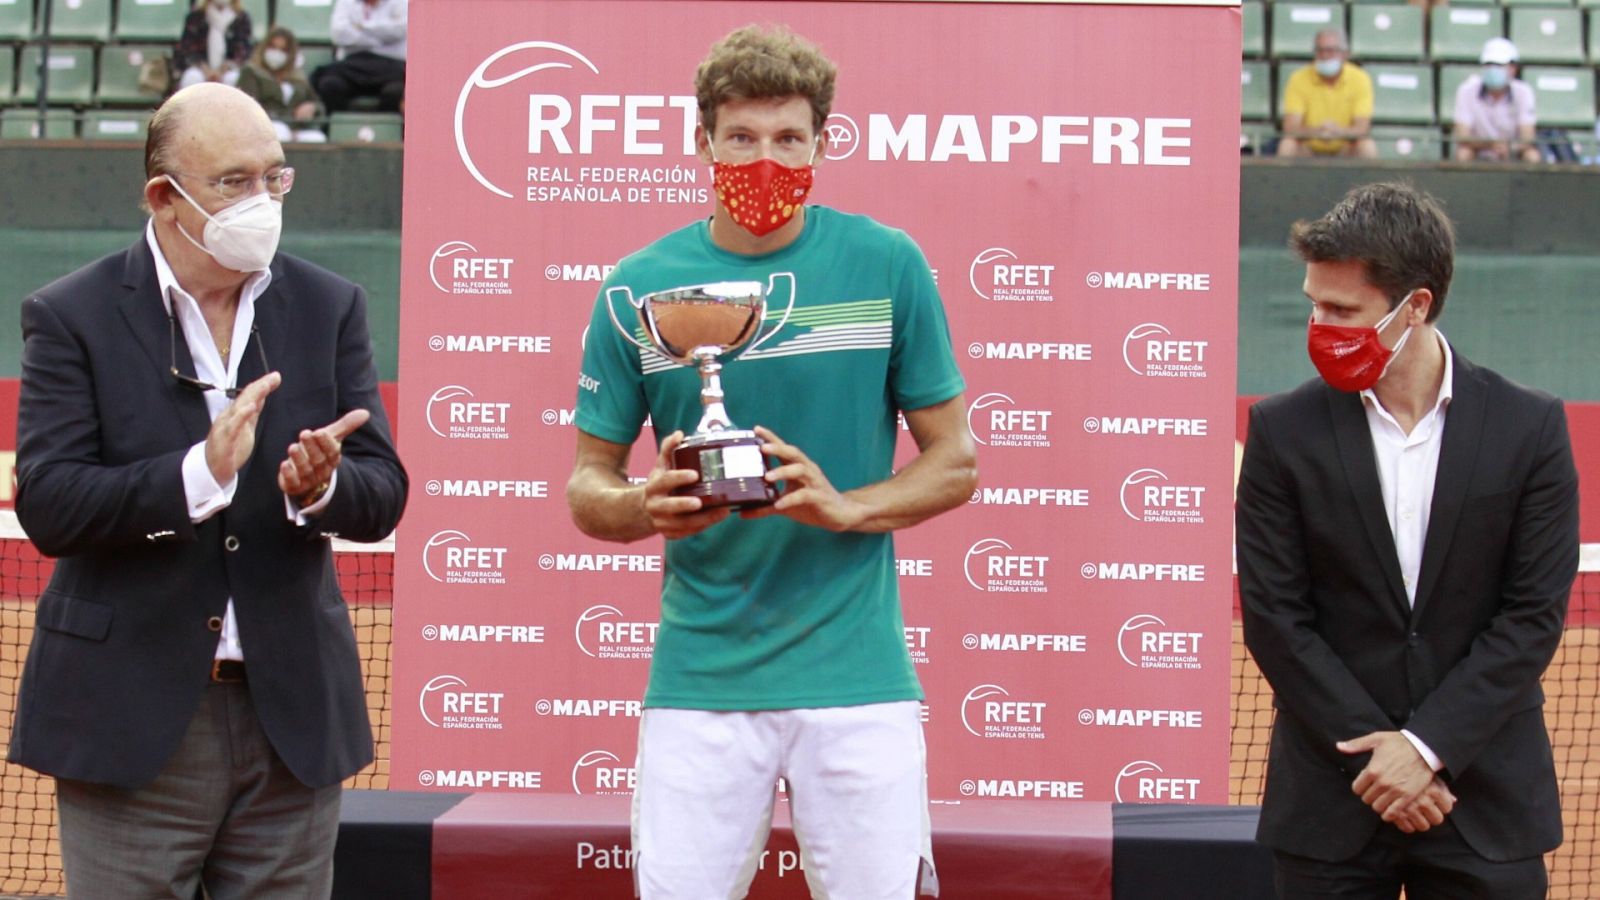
(1338, 730, 1456, 833)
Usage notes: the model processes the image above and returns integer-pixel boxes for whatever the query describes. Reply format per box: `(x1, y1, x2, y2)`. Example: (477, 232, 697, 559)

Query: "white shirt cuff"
(284, 469, 339, 525)
(183, 442, 235, 521)
(1400, 729, 1445, 773)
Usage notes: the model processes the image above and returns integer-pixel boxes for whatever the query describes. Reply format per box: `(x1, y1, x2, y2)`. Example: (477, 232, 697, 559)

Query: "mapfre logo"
(574, 604, 657, 660)
(418, 674, 506, 730)
(572, 750, 636, 796)
(966, 340, 1090, 362)
(538, 552, 660, 574)
(417, 768, 541, 790)
(960, 684, 1048, 740)
(428, 333, 550, 354)
(535, 698, 642, 718)
(1114, 760, 1203, 802)
(430, 241, 515, 296)
(426, 385, 511, 441)
(964, 538, 1050, 594)
(421, 530, 508, 585)
(544, 262, 616, 282)
(967, 392, 1052, 448)
(421, 623, 545, 643)
(969, 486, 1088, 506)
(1077, 708, 1203, 729)
(1118, 614, 1204, 670)
(905, 625, 932, 666)
(1084, 270, 1210, 292)
(1119, 468, 1206, 524)
(968, 248, 1057, 302)
(962, 632, 1087, 653)
(959, 777, 1085, 799)
(1122, 323, 1211, 378)
(1080, 561, 1206, 582)
(823, 113, 860, 160)
(1082, 415, 1208, 437)
(424, 479, 550, 500)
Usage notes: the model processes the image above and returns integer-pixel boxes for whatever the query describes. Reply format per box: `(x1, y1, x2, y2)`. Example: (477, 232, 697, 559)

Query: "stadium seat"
(1509, 8, 1584, 65)
(1243, 1, 1265, 58)
(1371, 125, 1443, 160)
(96, 43, 167, 106)
(243, 0, 267, 41)
(1242, 60, 1272, 121)
(1503, 0, 1571, 6)
(0, 43, 13, 102)
(1429, 7, 1504, 63)
(0, 106, 75, 138)
(1271, 4, 1343, 60)
(298, 43, 335, 75)
(275, 0, 336, 45)
(328, 111, 401, 143)
(82, 107, 148, 140)
(36, 0, 111, 43)
(1240, 120, 1276, 155)
(1523, 65, 1597, 128)
(1350, 5, 1425, 61)
(0, 0, 33, 41)
(1437, 64, 1479, 126)
(1591, 12, 1600, 63)
(15, 44, 92, 105)
(1366, 63, 1435, 124)
(1274, 60, 1307, 118)
(114, 0, 184, 42)
(1579, 0, 1600, 8)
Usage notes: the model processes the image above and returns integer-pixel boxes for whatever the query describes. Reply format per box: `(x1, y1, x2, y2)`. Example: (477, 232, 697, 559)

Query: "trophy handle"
(604, 286, 658, 354)
(746, 272, 796, 354)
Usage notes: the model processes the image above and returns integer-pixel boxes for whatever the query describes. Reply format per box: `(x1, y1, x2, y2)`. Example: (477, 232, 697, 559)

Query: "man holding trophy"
(567, 24, 977, 900)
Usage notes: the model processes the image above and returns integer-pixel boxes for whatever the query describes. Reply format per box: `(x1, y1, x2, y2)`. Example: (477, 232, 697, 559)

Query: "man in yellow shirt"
(1278, 28, 1377, 158)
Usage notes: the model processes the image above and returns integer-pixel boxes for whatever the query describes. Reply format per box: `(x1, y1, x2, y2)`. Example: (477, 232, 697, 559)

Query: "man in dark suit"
(1238, 181, 1578, 898)
(7, 83, 407, 898)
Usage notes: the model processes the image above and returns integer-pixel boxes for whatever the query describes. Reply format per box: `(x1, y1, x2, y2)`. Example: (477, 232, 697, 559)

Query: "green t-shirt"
(576, 206, 965, 710)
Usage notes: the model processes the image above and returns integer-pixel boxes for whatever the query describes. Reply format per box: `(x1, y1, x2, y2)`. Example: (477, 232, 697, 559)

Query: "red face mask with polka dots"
(712, 156, 815, 237)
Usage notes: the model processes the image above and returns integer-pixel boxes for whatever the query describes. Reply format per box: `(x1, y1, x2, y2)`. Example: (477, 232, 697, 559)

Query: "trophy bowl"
(605, 274, 795, 509)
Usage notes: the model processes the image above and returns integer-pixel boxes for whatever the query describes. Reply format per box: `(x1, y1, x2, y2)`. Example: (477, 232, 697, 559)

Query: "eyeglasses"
(167, 167, 295, 202)
(169, 313, 269, 399)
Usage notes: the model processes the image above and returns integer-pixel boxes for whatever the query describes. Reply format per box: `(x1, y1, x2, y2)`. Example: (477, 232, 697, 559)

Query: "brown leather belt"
(211, 659, 247, 683)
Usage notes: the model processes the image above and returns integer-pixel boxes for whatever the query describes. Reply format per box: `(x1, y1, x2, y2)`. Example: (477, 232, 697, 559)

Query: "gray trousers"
(56, 681, 341, 900)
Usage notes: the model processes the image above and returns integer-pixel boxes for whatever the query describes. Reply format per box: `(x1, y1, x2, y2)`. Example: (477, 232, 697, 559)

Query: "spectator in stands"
(238, 27, 327, 144)
(1239, 182, 1577, 900)
(1277, 28, 1378, 159)
(312, 0, 407, 115)
(173, 0, 254, 91)
(6, 83, 407, 898)
(1454, 38, 1540, 163)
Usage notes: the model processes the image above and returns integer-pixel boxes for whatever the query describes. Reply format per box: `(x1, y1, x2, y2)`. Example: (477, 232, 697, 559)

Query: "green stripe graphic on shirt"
(638, 298, 892, 375)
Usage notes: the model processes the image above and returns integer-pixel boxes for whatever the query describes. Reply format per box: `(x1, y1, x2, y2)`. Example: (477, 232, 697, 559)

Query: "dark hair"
(1289, 181, 1454, 322)
(694, 25, 836, 136)
(144, 95, 183, 179)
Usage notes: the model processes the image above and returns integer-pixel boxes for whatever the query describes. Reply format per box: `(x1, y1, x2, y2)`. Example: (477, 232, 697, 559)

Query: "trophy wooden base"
(673, 430, 776, 509)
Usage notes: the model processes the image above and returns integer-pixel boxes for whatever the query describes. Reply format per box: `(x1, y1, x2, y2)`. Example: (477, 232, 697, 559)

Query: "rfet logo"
(429, 240, 514, 296)
(960, 684, 1048, 740)
(1114, 760, 1204, 802)
(426, 385, 512, 441)
(968, 248, 1057, 302)
(1120, 468, 1206, 524)
(823, 113, 860, 160)
(421, 530, 508, 585)
(1122, 323, 1211, 378)
(1117, 614, 1204, 670)
(574, 604, 658, 660)
(571, 750, 637, 796)
(455, 41, 599, 198)
(418, 674, 505, 730)
(967, 392, 1052, 449)
(905, 625, 932, 666)
(964, 538, 1050, 594)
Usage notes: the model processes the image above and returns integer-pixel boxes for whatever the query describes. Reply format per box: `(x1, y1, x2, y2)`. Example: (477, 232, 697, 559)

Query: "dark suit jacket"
(7, 240, 407, 790)
(1238, 352, 1578, 863)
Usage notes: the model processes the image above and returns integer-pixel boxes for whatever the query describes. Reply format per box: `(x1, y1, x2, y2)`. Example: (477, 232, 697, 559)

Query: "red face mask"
(712, 155, 814, 237)
(1306, 294, 1414, 392)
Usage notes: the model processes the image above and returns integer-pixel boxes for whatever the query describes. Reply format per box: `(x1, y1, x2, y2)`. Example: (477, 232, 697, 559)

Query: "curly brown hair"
(694, 25, 837, 136)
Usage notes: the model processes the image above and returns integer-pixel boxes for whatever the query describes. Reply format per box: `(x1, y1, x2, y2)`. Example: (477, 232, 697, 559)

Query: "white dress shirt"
(1360, 329, 1454, 772)
(145, 222, 335, 662)
(330, 0, 408, 61)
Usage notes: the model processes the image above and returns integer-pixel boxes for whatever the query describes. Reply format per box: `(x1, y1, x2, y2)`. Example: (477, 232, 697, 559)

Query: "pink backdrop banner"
(393, 0, 1243, 809)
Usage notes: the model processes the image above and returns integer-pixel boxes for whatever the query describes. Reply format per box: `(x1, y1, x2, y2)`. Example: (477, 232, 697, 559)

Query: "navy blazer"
(1237, 353, 1578, 863)
(7, 240, 407, 790)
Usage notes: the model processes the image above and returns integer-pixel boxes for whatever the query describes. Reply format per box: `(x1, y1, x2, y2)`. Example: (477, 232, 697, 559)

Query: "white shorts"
(632, 701, 938, 899)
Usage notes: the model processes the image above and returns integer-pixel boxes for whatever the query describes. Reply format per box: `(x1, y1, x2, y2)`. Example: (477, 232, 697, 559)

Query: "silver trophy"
(605, 273, 795, 508)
